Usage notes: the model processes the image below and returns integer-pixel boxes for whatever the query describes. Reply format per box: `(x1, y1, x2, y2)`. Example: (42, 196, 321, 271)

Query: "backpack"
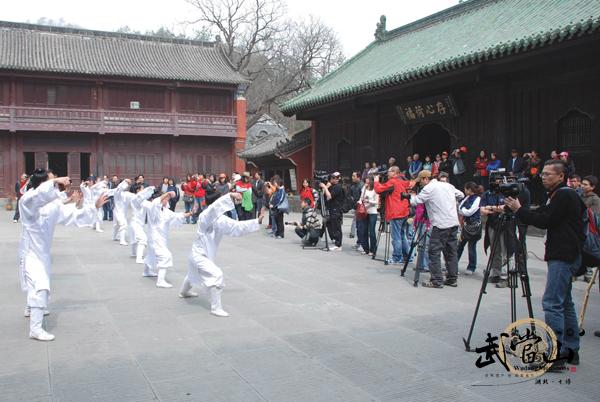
(552, 187, 598, 274)
(581, 207, 600, 269)
(341, 186, 355, 213)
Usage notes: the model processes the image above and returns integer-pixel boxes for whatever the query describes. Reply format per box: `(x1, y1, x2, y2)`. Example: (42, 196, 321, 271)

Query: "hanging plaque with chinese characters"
(396, 94, 458, 124)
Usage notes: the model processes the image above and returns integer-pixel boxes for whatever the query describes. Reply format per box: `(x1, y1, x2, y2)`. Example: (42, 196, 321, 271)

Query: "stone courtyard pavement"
(1, 210, 599, 402)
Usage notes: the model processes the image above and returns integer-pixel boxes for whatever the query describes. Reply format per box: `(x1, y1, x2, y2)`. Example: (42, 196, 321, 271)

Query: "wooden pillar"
(9, 79, 16, 106)
(94, 134, 103, 176)
(169, 88, 177, 113)
(232, 95, 247, 173)
(96, 82, 104, 109)
(8, 133, 18, 194)
(169, 136, 176, 178)
(68, 152, 81, 186)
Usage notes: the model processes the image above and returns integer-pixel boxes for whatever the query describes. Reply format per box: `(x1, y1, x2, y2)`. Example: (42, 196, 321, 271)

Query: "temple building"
(281, 0, 600, 177)
(0, 21, 248, 196)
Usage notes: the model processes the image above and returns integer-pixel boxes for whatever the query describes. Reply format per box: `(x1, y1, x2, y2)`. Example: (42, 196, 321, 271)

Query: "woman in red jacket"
(299, 179, 315, 208)
(182, 174, 197, 224)
(473, 150, 489, 190)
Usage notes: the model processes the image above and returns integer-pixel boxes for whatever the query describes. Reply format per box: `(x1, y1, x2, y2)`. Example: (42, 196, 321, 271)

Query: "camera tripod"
(462, 209, 535, 351)
(303, 189, 331, 251)
(372, 214, 392, 264)
(401, 221, 430, 287)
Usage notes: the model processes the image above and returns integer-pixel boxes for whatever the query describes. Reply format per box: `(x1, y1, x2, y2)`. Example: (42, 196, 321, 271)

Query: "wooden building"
(238, 127, 312, 192)
(0, 21, 249, 197)
(281, 0, 600, 178)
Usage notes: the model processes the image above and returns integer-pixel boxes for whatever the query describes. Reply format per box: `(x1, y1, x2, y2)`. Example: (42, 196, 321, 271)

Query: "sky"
(1, 0, 459, 57)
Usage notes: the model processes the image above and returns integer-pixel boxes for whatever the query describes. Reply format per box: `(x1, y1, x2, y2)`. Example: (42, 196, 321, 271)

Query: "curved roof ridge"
(384, 0, 495, 41)
(0, 20, 215, 47)
(281, 0, 600, 115)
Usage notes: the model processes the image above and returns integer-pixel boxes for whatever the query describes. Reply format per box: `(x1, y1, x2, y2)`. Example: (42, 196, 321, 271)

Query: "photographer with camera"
(408, 170, 465, 288)
(319, 172, 344, 250)
(349, 171, 364, 241)
(505, 159, 585, 370)
(290, 198, 322, 246)
(374, 166, 412, 264)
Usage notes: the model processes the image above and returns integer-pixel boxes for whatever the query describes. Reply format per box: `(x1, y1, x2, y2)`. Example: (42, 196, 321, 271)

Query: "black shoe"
(595, 330, 600, 337)
(443, 279, 458, 287)
(569, 350, 580, 365)
(422, 281, 443, 288)
(489, 276, 501, 284)
(547, 362, 567, 373)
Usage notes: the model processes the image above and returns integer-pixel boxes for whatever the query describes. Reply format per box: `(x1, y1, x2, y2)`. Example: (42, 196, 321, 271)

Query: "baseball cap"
(331, 171, 341, 178)
(442, 151, 448, 156)
(415, 170, 432, 183)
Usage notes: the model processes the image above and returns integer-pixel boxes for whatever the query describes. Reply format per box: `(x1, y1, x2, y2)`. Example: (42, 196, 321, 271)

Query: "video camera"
(313, 170, 330, 186)
(489, 169, 528, 197)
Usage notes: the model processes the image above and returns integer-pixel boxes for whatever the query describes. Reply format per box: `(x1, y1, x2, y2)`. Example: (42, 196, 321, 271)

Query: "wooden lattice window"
(558, 110, 592, 149)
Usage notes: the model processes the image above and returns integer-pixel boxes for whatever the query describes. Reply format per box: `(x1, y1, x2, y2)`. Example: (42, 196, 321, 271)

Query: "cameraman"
(505, 160, 584, 369)
(408, 170, 465, 288)
(374, 166, 412, 263)
(318, 172, 344, 251)
(291, 197, 322, 246)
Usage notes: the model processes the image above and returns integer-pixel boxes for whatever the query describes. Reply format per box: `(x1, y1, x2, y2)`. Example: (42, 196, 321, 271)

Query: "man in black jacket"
(349, 171, 364, 241)
(505, 159, 584, 370)
(507, 149, 525, 178)
(319, 172, 344, 250)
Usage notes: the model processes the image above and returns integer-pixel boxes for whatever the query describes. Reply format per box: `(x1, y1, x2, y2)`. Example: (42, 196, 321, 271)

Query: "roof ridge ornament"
(374, 15, 387, 41)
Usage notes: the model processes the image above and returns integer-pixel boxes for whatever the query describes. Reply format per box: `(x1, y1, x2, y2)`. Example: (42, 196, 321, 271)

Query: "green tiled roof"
(0, 21, 248, 85)
(281, 0, 600, 115)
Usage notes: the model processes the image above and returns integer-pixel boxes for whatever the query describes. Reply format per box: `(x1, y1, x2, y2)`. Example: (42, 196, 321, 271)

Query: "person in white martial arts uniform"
(79, 176, 109, 233)
(142, 191, 192, 287)
(90, 177, 109, 232)
(179, 192, 266, 317)
(19, 169, 107, 341)
(129, 184, 156, 263)
(112, 178, 135, 245)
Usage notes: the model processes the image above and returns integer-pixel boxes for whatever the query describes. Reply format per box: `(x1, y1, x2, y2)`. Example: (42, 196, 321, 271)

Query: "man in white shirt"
(409, 170, 464, 288)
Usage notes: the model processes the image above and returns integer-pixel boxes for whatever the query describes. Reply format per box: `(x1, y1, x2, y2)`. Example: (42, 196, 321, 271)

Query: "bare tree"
(186, 1, 344, 125)
(246, 16, 344, 119)
(115, 25, 212, 41)
(32, 17, 81, 28)
(186, 0, 285, 73)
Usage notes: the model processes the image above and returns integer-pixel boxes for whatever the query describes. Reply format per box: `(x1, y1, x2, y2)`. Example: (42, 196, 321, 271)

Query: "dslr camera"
(489, 169, 528, 197)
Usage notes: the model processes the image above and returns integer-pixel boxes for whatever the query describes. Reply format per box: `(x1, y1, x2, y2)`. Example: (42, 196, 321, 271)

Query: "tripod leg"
(372, 221, 385, 260)
(402, 223, 423, 277)
(463, 215, 506, 351)
(414, 230, 429, 287)
(505, 227, 519, 326)
(579, 267, 598, 336)
(515, 228, 535, 321)
(384, 222, 392, 265)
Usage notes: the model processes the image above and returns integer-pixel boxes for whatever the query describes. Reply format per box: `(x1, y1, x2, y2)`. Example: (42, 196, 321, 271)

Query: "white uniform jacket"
(18, 180, 97, 293)
(143, 197, 186, 268)
(129, 186, 155, 245)
(187, 195, 259, 287)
